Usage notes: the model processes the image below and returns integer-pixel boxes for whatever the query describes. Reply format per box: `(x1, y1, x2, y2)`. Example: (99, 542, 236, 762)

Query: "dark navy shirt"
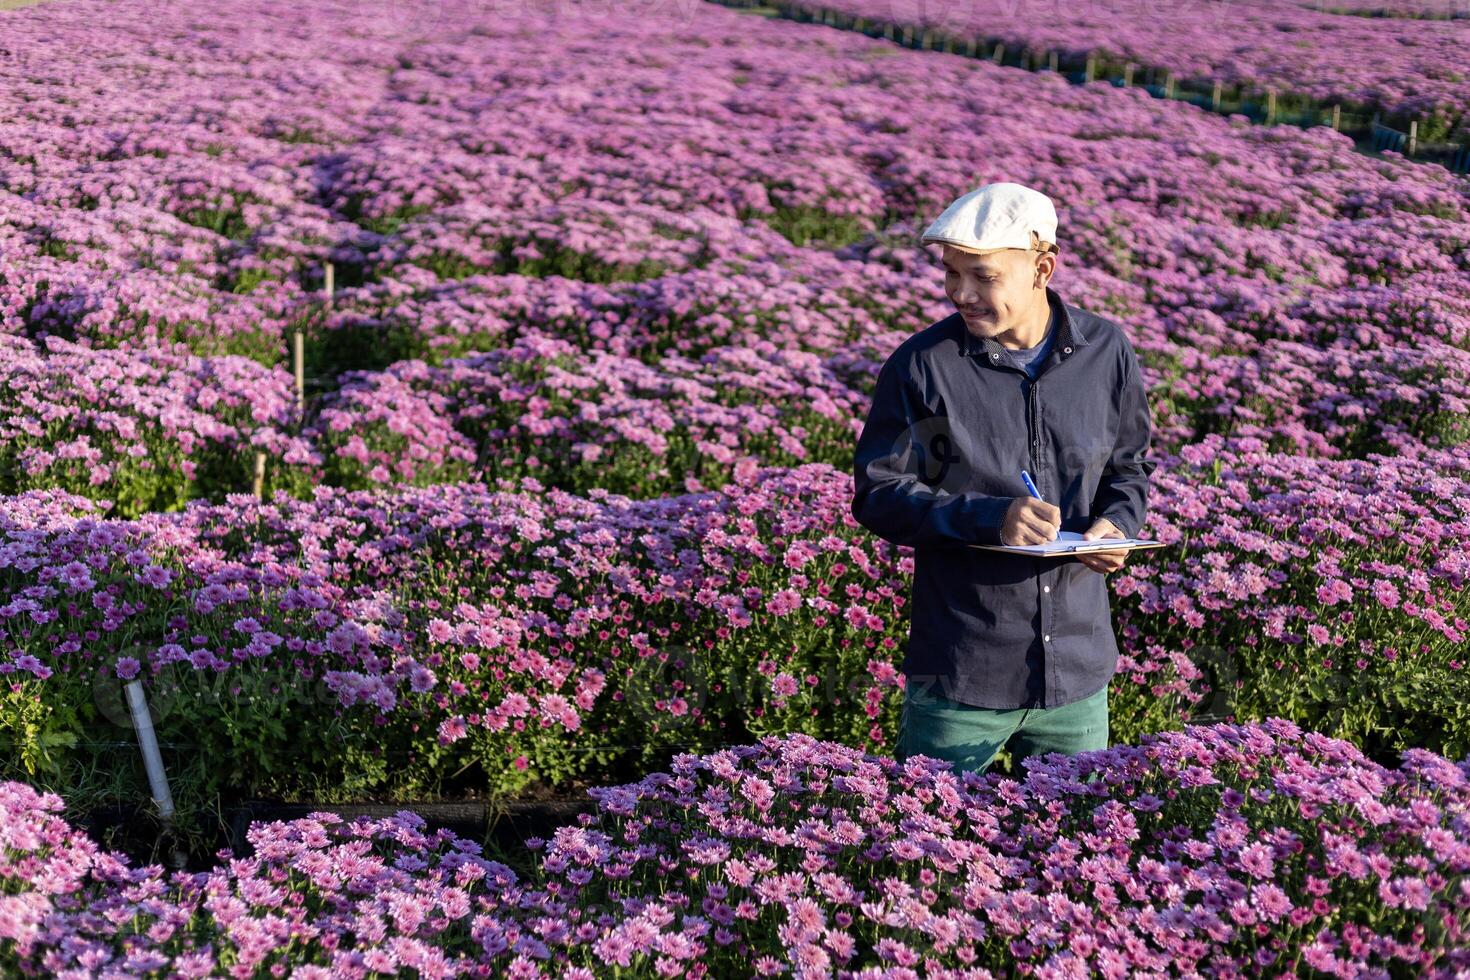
(850, 286, 1156, 710)
(1010, 311, 1055, 380)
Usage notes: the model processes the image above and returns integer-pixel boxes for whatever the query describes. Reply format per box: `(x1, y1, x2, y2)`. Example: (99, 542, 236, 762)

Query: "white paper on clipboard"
(970, 530, 1166, 557)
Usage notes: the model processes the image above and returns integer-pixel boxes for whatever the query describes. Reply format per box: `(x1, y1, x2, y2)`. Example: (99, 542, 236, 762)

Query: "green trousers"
(895, 679, 1110, 777)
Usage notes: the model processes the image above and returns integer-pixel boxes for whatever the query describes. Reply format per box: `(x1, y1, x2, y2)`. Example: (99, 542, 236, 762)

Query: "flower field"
(781, 0, 1470, 140)
(1, 0, 1469, 973)
(6, 723, 1470, 977)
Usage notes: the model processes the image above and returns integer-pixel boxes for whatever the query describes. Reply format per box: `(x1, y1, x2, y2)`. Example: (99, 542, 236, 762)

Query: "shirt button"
(1063, 346, 1072, 354)
(1043, 585, 1050, 592)
(1044, 634, 1051, 642)
(990, 353, 998, 360)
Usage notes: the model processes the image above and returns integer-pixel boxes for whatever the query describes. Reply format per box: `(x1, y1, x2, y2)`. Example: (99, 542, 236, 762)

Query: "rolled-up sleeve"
(1090, 341, 1157, 539)
(851, 353, 1013, 549)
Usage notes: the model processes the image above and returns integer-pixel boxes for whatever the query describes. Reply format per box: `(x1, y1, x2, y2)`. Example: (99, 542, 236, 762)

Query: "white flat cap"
(920, 182, 1058, 254)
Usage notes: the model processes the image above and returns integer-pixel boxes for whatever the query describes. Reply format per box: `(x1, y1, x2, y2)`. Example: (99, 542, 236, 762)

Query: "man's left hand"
(1078, 517, 1128, 574)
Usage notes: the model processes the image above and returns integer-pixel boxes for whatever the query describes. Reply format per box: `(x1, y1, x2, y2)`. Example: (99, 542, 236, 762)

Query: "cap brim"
(920, 237, 1011, 255)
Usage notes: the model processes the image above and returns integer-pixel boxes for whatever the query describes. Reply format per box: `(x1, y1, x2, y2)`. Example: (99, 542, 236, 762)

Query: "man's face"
(941, 245, 1045, 338)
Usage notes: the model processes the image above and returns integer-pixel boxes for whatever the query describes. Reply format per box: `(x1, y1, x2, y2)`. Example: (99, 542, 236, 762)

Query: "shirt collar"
(955, 286, 1089, 362)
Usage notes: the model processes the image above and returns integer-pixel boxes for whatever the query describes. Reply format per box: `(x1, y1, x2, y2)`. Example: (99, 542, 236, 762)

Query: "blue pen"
(1019, 470, 1058, 543)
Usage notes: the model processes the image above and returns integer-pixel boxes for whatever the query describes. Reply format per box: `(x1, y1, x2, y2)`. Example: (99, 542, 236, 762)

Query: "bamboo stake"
(292, 329, 305, 415)
(252, 452, 266, 500)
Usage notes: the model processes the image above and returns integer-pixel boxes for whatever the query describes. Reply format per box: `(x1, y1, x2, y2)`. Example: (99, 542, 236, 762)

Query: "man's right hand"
(1000, 497, 1062, 546)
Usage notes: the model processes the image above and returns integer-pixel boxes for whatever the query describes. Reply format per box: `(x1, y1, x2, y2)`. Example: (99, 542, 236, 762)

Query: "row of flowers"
(0, 0, 1466, 368)
(4, 720, 1469, 977)
(815, 0, 1470, 133)
(5, 307, 1467, 510)
(0, 336, 316, 515)
(2, 438, 1466, 818)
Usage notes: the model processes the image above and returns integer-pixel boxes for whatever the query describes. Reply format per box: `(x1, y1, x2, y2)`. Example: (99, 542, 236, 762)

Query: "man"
(851, 181, 1157, 777)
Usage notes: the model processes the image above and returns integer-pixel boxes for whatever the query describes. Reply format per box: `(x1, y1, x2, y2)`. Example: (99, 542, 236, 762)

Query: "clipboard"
(970, 530, 1166, 557)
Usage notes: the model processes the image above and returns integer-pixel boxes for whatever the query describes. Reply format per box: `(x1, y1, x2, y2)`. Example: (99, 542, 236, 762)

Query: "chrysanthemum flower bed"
(0, 335, 317, 514)
(310, 330, 865, 495)
(3, 440, 1468, 836)
(4, 720, 1468, 977)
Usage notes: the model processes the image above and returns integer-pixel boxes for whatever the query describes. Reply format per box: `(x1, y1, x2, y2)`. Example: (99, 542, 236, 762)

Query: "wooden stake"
(324, 261, 335, 304)
(1122, 63, 1133, 87)
(992, 42, 1005, 63)
(1163, 72, 1174, 99)
(293, 330, 305, 415)
(1330, 104, 1341, 131)
(1266, 89, 1276, 125)
(1408, 119, 1418, 156)
(1048, 50, 1058, 72)
(1084, 53, 1095, 82)
(1211, 80, 1222, 110)
(252, 452, 267, 500)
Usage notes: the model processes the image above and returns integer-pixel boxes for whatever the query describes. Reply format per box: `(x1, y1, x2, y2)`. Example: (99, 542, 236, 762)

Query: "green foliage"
(1105, 485, 1470, 766)
(747, 204, 874, 248)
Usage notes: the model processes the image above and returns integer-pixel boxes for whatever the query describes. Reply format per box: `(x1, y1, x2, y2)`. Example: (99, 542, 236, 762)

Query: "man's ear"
(1033, 250, 1056, 289)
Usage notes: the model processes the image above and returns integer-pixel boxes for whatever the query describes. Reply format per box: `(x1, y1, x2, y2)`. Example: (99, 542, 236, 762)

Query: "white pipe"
(124, 680, 175, 820)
